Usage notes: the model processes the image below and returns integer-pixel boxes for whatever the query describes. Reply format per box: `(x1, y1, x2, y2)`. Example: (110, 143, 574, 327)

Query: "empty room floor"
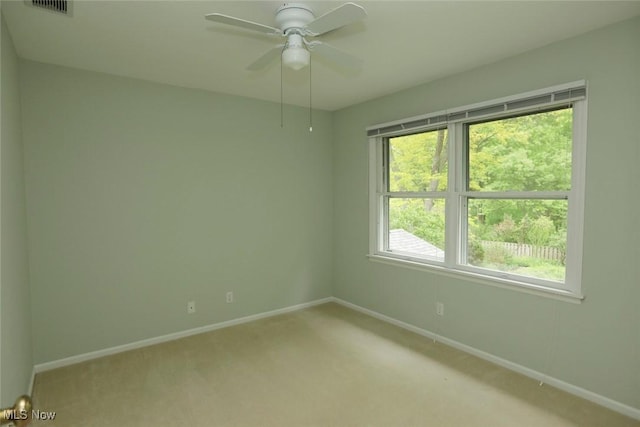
(31, 303, 638, 426)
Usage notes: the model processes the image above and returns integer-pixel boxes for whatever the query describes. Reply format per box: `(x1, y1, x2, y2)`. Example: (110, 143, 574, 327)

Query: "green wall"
(0, 13, 33, 406)
(332, 17, 640, 410)
(20, 61, 334, 364)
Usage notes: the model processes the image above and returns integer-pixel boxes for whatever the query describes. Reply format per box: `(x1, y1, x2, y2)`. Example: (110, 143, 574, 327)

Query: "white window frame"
(368, 82, 587, 301)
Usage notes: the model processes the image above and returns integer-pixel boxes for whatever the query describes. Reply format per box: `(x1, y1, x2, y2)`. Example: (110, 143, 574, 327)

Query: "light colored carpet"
(32, 302, 638, 426)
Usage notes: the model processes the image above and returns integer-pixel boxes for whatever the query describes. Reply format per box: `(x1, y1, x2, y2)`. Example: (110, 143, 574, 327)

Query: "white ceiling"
(3, 1, 640, 111)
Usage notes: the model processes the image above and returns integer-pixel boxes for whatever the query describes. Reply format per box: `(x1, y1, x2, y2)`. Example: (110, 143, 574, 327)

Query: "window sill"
(367, 254, 584, 304)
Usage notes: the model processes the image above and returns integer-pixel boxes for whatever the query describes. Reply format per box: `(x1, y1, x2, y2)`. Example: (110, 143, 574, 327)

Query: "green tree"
(389, 199, 445, 249)
(389, 129, 448, 197)
(467, 108, 572, 241)
(527, 216, 555, 246)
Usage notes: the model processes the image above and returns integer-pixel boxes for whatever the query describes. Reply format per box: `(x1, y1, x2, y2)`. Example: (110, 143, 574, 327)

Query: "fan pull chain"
(309, 56, 313, 132)
(280, 46, 284, 128)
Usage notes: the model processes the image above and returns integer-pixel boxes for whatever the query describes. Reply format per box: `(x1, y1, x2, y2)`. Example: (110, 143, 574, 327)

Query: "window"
(368, 82, 587, 299)
(386, 128, 448, 262)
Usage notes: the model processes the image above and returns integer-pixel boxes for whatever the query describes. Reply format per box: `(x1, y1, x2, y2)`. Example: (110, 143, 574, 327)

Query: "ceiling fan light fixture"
(282, 45, 310, 70)
(282, 33, 309, 70)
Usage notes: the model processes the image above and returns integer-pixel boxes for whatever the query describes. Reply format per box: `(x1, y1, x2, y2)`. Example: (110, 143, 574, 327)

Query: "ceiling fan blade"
(247, 45, 284, 71)
(205, 13, 282, 36)
(308, 41, 362, 70)
(305, 2, 367, 36)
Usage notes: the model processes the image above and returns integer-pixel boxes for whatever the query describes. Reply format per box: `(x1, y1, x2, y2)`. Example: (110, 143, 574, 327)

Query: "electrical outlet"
(187, 301, 196, 314)
(436, 302, 444, 316)
(226, 291, 233, 303)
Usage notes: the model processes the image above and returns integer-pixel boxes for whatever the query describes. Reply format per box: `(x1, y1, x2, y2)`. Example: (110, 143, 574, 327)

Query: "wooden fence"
(480, 241, 565, 262)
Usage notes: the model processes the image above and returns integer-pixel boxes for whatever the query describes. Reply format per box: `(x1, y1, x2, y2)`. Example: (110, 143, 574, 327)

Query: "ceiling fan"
(205, 2, 367, 71)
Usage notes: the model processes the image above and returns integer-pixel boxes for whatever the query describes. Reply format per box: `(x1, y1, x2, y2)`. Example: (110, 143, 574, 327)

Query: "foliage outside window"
(387, 129, 448, 261)
(369, 83, 586, 299)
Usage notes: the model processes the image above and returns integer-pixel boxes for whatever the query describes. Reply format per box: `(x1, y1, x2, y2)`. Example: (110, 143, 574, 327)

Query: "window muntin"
(369, 83, 586, 298)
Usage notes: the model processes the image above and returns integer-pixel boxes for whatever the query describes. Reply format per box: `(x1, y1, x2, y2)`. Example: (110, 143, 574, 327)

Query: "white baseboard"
(330, 297, 640, 421)
(28, 367, 36, 396)
(34, 297, 333, 374)
(30, 295, 639, 421)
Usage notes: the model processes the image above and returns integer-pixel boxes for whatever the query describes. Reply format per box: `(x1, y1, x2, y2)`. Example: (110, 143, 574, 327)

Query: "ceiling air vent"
(27, 0, 72, 16)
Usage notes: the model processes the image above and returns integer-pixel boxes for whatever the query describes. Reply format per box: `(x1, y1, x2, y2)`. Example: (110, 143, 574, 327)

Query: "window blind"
(367, 82, 586, 137)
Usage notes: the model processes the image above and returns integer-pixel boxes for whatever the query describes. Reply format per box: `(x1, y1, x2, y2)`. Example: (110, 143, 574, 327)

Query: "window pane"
(466, 199, 567, 282)
(388, 128, 448, 192)
(388, 198, 445, 261)
(468, 108, 572, 192)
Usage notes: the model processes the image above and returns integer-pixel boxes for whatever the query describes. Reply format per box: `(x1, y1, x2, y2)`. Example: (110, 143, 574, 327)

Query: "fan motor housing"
(275, 3, 314, 32)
